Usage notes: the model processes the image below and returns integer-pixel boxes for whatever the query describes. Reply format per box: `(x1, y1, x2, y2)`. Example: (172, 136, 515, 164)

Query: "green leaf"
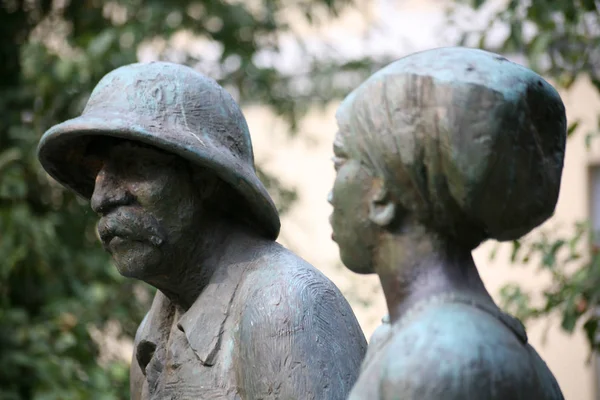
(584, 318, 599, 352)
(87, 30, 117, 58)
(582, 0, 597, 12)
(528, 32, 552, 71)
(541, 239, 565, 269)
(561, 297, 580, 332)
(567, 120, 580, 137)
(592, 79, 600, 94)
(0, 149, 21, 173)
(489, 242, 499, 261)
(510, 240, 521, 262)
(585, 131, 599, 150)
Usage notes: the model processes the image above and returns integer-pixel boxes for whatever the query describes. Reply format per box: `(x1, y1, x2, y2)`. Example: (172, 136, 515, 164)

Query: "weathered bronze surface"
(329, 47, 566, 399)
(38, 61, 367, 399)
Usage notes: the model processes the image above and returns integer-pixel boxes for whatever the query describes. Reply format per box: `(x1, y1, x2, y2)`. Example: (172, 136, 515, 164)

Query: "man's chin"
(114, 259, 161, 279)
(109, 243, 162, 279)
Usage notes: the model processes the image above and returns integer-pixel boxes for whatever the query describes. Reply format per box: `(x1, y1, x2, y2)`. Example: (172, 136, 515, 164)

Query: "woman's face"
(328, 131, 380, 274)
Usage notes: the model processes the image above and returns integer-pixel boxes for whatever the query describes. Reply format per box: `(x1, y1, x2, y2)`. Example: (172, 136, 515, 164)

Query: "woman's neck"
(374, 225, 494, 324)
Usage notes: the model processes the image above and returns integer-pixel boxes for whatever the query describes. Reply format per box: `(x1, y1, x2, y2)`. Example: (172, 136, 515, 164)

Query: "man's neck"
(374, 226, 494, 324)
(148, 221, 269, 311)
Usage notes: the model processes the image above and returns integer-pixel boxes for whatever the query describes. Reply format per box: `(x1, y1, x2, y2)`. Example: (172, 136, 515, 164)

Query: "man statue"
(328, 47, 565, 399)
(38, 61, 366, 399)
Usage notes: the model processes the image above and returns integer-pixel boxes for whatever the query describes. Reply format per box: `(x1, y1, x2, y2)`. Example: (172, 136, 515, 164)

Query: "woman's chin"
(340, 251, 374, 275)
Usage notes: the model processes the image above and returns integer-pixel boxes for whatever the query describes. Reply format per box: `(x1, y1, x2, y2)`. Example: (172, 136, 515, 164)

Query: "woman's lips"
(329, 215, 336, 242)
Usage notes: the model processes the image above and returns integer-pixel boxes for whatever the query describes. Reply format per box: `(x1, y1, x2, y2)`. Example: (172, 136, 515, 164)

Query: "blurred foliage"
(0, 0, 378, 398)
(489, 223, 596, 345)
(451, 0, 600, 352)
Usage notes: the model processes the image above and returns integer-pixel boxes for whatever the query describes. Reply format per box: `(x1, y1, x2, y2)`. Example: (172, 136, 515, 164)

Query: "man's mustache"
(97, 207, 166, 247)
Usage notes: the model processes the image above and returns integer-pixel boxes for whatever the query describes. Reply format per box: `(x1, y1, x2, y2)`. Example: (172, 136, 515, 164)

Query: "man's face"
(89, 139, 200, 280)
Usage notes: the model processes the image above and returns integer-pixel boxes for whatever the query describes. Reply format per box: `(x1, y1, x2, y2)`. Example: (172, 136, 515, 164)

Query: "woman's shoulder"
(371, 302, 563, 399)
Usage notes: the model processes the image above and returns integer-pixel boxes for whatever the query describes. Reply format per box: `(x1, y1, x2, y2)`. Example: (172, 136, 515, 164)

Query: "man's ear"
(368, 185, 396, 227)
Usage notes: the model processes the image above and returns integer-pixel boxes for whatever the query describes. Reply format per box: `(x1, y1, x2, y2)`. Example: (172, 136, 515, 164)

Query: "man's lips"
(96, 210, 165, 248)
(106, 235, 126, 248)
(97, 219, 132, 245)
(101, 233, 162, 247)
(98, 229, 130, 250)
(98, 226, 116, 244)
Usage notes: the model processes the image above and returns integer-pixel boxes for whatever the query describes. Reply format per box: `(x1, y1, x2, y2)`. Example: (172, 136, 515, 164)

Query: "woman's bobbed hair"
(336, 47, 567, 250)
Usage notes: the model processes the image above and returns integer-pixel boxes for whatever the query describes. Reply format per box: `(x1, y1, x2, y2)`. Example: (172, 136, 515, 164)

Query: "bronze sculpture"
(38, 61, 367, 399)
(329, 47, 566, 399)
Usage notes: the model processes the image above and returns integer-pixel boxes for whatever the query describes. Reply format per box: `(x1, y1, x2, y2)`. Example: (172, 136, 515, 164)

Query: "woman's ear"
(369, 185, 396, 227)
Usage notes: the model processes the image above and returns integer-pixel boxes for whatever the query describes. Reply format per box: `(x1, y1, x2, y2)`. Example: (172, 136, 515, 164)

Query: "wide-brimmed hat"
(37, 61, 280, 240)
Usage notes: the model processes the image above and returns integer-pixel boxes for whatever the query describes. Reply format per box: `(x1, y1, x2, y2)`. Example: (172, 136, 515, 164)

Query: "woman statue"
(328, 47, 566, 399)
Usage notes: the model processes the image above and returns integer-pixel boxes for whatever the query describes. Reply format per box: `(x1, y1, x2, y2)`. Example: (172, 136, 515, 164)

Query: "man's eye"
(85, 157, 104, 180)
(138, 158, 158, 169)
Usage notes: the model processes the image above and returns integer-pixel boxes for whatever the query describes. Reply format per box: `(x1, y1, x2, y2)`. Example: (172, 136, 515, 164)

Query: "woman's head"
(329, 47, 567, 274)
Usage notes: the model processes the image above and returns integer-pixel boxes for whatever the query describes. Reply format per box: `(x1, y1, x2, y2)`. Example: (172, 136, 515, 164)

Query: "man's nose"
(90, 166, 132, 215)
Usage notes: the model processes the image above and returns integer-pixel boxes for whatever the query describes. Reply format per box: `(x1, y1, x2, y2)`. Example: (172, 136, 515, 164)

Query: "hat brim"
(37, 113, 281, 240)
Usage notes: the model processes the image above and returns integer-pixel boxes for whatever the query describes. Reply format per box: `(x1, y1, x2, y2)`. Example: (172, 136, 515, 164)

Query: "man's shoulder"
(237, 242, 363, 335)
(242, 242, 340, 301)
(234, 248, 366, 398)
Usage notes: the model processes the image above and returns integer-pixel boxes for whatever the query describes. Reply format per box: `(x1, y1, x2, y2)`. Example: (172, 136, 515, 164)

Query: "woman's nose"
(327, 191, 334, 205)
